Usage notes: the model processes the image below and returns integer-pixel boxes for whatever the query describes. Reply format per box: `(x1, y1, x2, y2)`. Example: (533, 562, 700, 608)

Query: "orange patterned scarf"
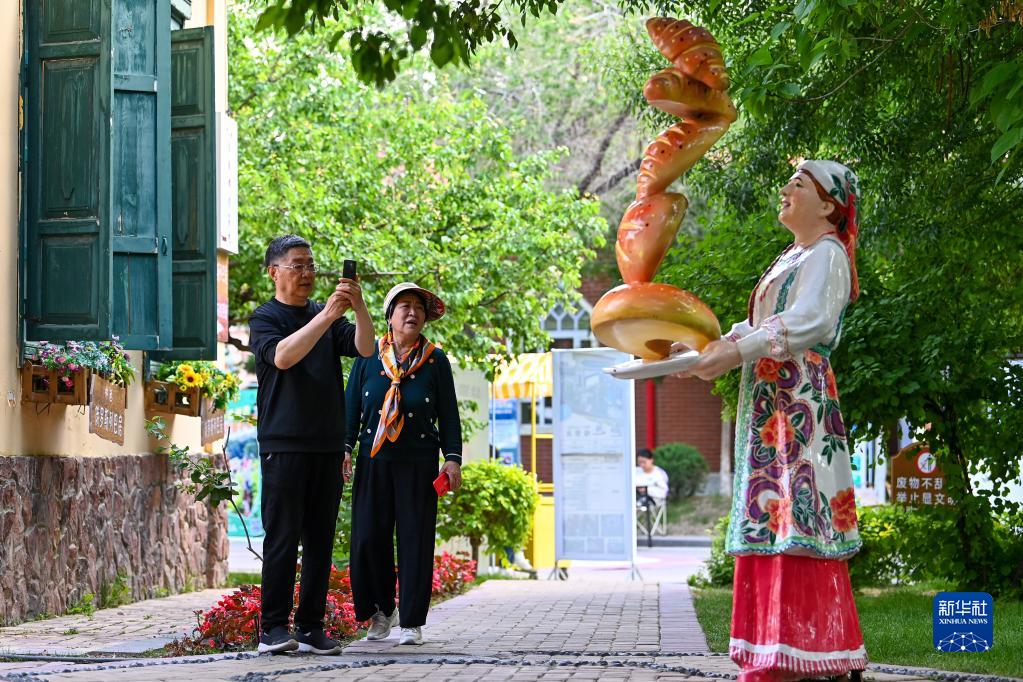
(370, 331, 436, 457)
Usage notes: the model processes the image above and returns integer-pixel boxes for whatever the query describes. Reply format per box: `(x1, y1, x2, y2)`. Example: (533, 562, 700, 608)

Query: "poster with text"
(490, 398, 521, 465)
(552, 348, 635, 562)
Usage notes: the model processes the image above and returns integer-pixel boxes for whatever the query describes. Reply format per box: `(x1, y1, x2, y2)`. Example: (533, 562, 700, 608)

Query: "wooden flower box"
(144, 380, 201, 417)
(21, 362, 89, 406)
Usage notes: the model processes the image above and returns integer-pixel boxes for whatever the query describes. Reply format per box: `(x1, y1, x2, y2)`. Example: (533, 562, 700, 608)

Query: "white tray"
(603, 350, 701, 380)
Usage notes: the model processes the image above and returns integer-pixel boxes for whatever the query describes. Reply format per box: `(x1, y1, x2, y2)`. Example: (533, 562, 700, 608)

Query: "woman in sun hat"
(680, 160, 867, 681)
(345, 282, 462, 647)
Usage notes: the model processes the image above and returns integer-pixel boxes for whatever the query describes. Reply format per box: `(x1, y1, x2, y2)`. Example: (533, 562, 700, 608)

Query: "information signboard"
(552, 348, 635, 563)
(890, 442, 954, 507)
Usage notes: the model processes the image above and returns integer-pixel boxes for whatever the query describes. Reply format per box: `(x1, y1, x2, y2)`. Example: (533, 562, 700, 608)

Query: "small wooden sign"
(890, 442, 954, 507)
(201, 397, 226, 445)
(89, 375, 126, 445)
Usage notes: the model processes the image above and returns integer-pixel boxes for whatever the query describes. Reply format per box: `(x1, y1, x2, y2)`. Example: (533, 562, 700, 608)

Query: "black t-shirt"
(249, 298, 359, 453)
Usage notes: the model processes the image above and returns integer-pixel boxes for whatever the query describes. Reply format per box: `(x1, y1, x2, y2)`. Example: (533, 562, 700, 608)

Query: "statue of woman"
(682, 160, 867, 681)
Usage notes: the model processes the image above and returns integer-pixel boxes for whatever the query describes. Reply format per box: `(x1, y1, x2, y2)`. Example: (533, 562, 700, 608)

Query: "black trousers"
(350, 456, 438, 628)
(260, 451, 342, 633)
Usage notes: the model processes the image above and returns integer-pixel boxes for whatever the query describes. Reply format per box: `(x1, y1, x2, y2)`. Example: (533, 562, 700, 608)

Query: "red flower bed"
(167, 552, 476, 654)
(431, 550, 477, 596)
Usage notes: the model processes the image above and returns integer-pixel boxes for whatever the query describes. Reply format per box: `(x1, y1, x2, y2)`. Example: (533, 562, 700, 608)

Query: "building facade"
(1, 0, 232, 625)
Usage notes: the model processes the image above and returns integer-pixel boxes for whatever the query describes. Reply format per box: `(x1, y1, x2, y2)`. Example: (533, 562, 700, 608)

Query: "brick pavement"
(344, 580, 664, 656)
(0, 589, 232, 657)
(0, 580, 1006, 682)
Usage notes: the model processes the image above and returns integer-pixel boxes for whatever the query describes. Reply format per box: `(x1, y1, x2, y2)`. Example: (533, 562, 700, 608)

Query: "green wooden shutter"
(110, 0, 173, 350)
(24, 0, 112, 341)
(24, 0, 172, 350)
(152, 27, 217, 361)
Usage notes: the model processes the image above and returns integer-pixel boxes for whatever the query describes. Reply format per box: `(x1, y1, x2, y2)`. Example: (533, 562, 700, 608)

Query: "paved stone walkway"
(0, 581, 1011, 682)
(0, 589, 231, 657)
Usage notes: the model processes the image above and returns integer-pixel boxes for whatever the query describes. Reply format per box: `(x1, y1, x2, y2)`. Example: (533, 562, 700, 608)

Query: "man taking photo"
(249, 235, 375, 654)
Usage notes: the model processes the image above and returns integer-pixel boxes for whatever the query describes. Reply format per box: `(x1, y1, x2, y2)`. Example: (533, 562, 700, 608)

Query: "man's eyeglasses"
(273, 263, 317, 273)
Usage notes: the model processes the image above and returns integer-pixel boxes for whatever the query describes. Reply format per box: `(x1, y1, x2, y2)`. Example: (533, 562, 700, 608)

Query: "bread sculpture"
(591, 18, 736, 360)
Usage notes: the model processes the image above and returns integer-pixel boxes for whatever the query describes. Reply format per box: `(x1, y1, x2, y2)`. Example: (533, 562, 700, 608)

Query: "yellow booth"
(491, 352, 565, 571)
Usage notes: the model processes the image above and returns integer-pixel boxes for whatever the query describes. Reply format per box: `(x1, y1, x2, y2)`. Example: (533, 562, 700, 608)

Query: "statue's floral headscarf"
(797, 160, 861, 301)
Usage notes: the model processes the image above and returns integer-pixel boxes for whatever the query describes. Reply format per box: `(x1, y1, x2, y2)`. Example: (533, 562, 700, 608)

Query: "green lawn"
(665, 495, 731, 535)
(691, 587, 1023, 677)
(226, 571, 261, 587)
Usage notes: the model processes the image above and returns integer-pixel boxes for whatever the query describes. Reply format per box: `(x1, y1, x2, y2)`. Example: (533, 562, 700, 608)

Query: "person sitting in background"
(635, 449, 669, 504)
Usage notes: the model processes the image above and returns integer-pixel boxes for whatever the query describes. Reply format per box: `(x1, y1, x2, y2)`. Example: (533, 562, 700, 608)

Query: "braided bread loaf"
(592, 18, 735, 360)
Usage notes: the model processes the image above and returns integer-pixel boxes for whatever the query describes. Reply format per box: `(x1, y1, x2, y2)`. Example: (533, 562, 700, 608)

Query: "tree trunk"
(470, 538, 480, 565)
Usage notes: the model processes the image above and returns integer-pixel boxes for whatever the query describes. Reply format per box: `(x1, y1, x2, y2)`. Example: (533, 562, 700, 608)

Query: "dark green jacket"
(344, 346, 462, 463)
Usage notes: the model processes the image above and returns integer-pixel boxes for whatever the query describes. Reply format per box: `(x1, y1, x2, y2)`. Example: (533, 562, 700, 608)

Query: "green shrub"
(436, 461, 539, 563)
(655, 442, 709, 499)
(66, 593, 96, 617)
(332, 489, 354, 569)
(99, 571, 131, 609)
(688, 515, 735, 588)
(689, 504, 1023, 598)
(851, 504, 1023, 596)
(849, 504, 932, 587)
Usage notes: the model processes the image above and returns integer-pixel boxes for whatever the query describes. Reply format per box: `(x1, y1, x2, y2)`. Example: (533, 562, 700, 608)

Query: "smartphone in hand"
(342, 259, 357, 280)
(433, 472, 451, 497)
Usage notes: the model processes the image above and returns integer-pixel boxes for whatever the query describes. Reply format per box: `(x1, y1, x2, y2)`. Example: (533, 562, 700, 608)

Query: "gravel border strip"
(4, 649, 1019, 682)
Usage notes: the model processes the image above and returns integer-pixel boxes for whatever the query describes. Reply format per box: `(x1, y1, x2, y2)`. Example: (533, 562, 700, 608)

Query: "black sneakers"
(296, 628, 343, 655)
(258, 625, 299, 653)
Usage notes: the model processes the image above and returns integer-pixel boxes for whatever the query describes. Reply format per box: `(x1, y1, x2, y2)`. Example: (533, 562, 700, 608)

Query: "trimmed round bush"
(655, 442, 709, 499)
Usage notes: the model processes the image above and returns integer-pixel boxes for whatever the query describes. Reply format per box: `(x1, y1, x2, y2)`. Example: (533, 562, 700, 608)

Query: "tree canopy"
(229, 1, 606, 373)
(254, 1, 1023, 166)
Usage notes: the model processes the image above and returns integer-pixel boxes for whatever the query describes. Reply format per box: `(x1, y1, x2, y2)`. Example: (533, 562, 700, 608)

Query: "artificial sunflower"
(181, 370, 201, 388)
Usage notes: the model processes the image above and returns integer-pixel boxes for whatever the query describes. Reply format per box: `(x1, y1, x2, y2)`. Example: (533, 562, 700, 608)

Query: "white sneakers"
(512, 550, 534, 571)
(365, 607, 399, 640)
(399, 626, 423, 645)
(365, 607, 424, 645)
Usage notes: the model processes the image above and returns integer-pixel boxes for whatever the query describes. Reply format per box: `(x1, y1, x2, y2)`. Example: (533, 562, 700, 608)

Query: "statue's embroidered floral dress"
(723, 161, 867, 682)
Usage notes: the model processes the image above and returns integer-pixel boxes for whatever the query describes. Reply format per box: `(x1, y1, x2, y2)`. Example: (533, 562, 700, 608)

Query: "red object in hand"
(433, 472, 451, 496)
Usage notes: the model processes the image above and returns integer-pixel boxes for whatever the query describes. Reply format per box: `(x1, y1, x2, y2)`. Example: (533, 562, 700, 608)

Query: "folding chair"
(649, 499, 667, 535)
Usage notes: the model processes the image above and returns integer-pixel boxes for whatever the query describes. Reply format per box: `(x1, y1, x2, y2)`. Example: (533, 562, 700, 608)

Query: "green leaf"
(971, 61, 1019, 105)
(770, 21, 791, 40)
(793, 0, 818, 22)
(410, 25, 429, 51)
(991, 127, 1023, 162)
(748, 45, 773, 68)
(992, 99, 1023, 133)
(780, 82, 801, 98)
(284, 5, 306, 35)
(431, 38, 455, 68)
(327, 29, 346, 51)
(254, 6, 282, 32)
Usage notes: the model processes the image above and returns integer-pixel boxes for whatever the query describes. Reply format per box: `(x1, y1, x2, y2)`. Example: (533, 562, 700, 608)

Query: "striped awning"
(492, 352, 552, 400)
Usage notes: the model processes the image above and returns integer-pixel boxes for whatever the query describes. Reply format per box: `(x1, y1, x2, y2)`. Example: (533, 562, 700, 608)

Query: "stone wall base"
(0, 454, 229, 625)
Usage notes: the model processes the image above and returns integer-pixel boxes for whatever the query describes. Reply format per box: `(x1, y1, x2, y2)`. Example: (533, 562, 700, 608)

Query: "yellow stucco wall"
(185, 0, 229, 113)
(0, 2, 228, 457)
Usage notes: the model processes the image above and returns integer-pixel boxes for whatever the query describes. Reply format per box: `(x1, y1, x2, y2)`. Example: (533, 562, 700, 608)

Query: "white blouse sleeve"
(723, 319, 755, 342)
(735, 240, 851, 362)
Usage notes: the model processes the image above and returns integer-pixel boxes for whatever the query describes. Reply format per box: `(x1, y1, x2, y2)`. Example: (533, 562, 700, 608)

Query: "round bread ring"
(591, 282, 721, 360)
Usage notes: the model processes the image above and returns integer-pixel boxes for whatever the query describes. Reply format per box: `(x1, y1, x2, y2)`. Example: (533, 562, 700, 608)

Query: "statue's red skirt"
(730, 554, 867, 682)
